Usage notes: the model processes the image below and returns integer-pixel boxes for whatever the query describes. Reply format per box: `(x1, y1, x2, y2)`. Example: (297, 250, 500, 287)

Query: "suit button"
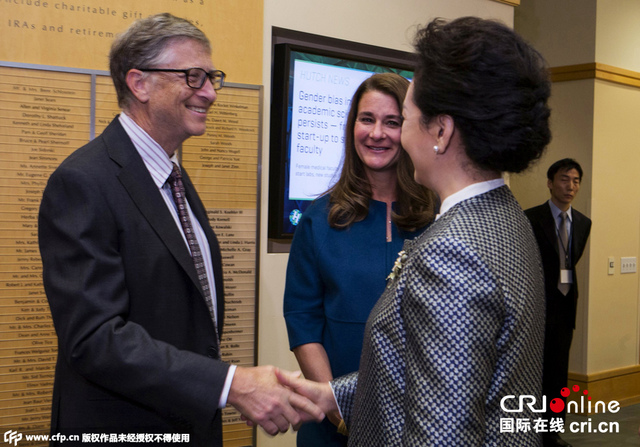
(207, 346, 218, 358)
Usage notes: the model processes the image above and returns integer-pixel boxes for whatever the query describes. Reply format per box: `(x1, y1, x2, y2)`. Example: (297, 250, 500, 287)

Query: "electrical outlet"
(621, 257, 637, 274)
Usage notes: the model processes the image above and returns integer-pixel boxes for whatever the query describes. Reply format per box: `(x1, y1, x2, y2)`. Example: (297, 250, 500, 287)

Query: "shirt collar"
(548, 199, 573, 222)
(436, 178, 505, 220)
(119, 112, 179, 188)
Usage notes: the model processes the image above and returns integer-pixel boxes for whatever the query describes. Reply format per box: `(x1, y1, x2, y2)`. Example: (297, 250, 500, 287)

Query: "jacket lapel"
(570, 210, 586, 264)
(541, 203, 560, 257)
(101, 119, 204, 294)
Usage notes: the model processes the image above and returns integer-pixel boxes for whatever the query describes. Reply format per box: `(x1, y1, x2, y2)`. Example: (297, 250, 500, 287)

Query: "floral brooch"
(386, 250, 408, 287)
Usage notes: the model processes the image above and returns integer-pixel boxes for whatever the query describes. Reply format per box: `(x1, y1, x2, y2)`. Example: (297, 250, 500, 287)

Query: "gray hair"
(109, 13, 211, 109)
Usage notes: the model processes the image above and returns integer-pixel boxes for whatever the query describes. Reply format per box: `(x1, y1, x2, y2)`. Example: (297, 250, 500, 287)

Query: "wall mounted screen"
(268, 42, 414, 239)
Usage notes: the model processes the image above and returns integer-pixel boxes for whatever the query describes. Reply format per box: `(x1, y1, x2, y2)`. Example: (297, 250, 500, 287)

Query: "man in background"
(38, 13, 321, 445)
(525, 158, 592, 447)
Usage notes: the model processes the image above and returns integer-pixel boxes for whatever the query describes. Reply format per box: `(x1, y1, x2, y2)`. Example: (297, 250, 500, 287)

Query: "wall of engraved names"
(1, 63, 260, 447)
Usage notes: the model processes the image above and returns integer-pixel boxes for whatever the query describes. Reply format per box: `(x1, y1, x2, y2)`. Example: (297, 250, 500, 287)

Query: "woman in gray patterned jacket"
(279, 16, 551, 447)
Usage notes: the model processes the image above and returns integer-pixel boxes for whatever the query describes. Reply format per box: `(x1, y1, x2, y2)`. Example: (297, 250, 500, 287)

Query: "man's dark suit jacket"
(38, 118, 228, 446)
(525, 202, 592, 328)
(525, 201, 591, 421)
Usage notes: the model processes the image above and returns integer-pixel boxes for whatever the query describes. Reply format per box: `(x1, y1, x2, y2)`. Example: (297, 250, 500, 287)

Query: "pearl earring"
(434, 145, 439, 154)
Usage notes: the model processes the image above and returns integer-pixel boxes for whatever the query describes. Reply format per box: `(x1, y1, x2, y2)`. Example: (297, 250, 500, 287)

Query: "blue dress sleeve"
(283, 199, 329, 350)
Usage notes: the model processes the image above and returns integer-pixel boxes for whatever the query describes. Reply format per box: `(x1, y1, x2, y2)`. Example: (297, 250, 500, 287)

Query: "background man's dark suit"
(525, 202, 591, 416)
(39, 118, 229, 444)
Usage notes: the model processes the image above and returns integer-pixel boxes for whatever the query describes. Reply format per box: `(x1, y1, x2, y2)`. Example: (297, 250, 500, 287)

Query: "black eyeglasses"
(138, 67, 225, 90)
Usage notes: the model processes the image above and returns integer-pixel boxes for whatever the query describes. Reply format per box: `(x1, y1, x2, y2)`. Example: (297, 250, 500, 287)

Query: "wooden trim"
(569, 364, 640, 382)
(595, 63, 640, 88)
(568, 365, 640, 409)
(549, 63, 597, 83)
(550, 63, 640, 88)
(491, 0, 520, 5)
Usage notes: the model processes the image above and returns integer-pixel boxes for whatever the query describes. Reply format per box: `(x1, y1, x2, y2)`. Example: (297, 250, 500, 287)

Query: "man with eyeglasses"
(38, 13, 322, 446)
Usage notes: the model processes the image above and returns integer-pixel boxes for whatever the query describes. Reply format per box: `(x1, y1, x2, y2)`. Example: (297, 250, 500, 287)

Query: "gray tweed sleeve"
(330, 372, 358, 427)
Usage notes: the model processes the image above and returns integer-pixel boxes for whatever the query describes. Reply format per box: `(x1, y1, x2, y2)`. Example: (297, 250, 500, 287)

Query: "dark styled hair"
(411, 16, 552, 173)
(547, 158, 583, 181)
(109, 13, 211, 109)
(327, 73, 436, 230)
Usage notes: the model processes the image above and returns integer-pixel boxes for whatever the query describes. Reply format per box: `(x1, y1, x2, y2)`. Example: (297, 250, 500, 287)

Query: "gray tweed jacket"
(331, 185, 545, 446)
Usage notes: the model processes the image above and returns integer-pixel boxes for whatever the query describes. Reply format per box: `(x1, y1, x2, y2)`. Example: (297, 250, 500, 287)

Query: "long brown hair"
(327, 72, 436, 230)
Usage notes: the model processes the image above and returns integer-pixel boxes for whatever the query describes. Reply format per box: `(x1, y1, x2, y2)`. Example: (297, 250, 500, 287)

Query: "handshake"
(228, 365, 340, 436)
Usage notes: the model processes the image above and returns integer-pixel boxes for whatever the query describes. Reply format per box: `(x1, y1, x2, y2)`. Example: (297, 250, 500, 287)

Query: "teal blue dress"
(283, 194, 425, 446)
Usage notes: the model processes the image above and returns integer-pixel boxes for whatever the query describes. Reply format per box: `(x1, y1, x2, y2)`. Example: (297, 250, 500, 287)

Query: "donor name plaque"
(0, 63, 261, 447)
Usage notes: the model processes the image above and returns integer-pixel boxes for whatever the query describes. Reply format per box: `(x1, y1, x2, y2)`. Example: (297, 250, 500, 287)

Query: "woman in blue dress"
(283, 72, 436, 446)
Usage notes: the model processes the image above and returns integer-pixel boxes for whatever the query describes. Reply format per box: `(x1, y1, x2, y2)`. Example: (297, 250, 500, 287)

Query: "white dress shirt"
(548, 199, 573, 240)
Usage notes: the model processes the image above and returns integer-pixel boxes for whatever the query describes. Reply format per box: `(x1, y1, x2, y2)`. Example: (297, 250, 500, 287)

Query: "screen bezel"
(268, 32, 415, 240)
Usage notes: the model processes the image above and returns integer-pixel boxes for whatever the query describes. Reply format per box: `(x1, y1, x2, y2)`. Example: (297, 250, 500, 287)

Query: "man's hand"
(228, 365, 324, 436)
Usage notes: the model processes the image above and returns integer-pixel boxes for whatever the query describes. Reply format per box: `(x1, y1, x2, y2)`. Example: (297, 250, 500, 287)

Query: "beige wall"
(595, 0, 640, 72)
(510, 78, 595, 374)
(589, 79, 640, 371)
(512, 0, 640, 386)
(257, 1, 514, 445)
(514, 0, 597, 67)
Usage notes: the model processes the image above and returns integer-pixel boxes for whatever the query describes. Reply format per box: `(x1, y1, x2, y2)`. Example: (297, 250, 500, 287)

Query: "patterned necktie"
(557, 212, 570, 295)
(167, 163, 217, 329)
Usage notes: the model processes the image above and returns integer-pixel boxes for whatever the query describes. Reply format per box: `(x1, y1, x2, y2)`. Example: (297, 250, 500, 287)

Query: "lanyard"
(555, 216, 572, 269)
